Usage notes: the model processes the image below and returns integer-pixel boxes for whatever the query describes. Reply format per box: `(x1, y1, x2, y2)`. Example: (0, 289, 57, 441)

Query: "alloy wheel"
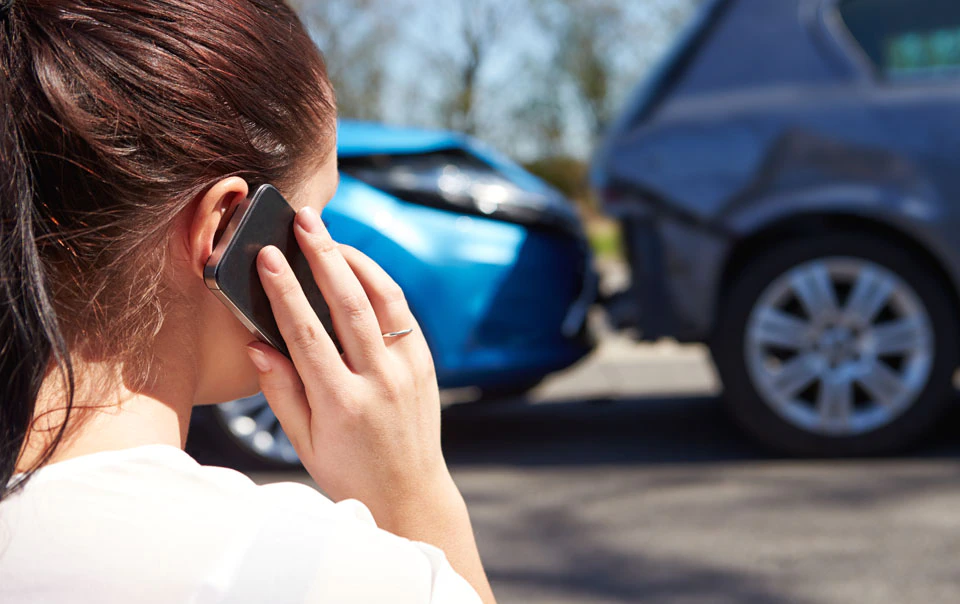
(744, 257, 934, 437)
(214, 395, 299, 465)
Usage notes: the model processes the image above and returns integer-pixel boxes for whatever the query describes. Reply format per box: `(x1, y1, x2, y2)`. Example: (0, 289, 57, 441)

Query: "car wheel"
(191, 395, 301, 470)
(712, 232, 958, 456)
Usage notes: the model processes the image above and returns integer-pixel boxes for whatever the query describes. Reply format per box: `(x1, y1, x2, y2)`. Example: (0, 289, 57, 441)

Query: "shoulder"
(224, 490, 481, 603)
(1, 446, 480, 603)
(216, 479, 481, 603)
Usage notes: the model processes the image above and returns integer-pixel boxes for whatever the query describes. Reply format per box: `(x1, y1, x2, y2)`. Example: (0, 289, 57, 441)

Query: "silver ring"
(382, 328, 414, 338)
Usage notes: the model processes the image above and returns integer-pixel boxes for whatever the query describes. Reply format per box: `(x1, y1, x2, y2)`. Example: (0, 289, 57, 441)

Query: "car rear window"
(839, 0, 960, 78)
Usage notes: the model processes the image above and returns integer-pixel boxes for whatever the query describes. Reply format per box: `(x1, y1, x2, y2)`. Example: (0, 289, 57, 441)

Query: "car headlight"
(339, 150, 582, 236)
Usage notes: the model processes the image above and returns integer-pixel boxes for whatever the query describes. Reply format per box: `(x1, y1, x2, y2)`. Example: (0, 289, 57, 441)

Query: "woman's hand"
(244, 205, 455, 518)
(245, 205, 496, 603)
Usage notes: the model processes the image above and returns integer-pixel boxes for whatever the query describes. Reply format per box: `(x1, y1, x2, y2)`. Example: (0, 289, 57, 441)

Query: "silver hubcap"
(745, 257, 934, 437)
(215, 394, 299, 464)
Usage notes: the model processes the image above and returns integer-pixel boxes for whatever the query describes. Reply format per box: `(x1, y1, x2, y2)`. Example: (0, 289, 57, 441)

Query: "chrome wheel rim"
(215, 394, 299, 465)
(745, 257, 934, 437)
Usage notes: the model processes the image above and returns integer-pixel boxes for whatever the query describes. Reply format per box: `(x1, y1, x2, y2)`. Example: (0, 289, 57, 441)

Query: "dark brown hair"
(0, 0, 336, 500)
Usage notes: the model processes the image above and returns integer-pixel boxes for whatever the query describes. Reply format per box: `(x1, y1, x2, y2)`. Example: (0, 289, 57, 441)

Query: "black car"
(593, 0, 960, 455)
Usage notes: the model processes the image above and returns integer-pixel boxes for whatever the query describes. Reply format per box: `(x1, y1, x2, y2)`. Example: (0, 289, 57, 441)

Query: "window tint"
(839, 0, 960, 78)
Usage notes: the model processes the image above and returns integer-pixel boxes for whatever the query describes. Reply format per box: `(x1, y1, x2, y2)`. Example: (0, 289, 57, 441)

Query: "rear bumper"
(612, 216, 729, 342)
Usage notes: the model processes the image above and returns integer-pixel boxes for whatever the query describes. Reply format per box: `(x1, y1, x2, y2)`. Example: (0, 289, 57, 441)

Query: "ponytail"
(0, 8, 74, 501)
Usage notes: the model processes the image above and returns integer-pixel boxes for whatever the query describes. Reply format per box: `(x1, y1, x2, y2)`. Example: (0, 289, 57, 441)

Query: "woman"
(0, 1, 495, 602)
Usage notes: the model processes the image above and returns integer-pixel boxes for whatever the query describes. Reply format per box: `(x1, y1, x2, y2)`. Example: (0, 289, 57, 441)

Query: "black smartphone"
(204, 184, 338, 358)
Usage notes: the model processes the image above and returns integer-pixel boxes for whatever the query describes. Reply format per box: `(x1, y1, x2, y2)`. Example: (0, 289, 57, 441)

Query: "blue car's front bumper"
(326, 176, 596, 390)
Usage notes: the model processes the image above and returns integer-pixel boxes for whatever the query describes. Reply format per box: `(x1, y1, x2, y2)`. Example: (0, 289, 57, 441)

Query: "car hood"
(337, 120, 560, 199)
(337, 120, 471, 157)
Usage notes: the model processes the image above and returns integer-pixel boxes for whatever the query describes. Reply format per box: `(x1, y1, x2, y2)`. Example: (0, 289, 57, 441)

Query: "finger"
(257, 245, 343, 384)
(245, 341, 312, 451)
(338, 245, 417, 337)
(294, 207, 385, 370)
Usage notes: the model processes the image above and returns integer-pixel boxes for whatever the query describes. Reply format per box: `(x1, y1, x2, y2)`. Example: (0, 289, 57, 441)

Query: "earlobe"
(187, 177, 249, 279)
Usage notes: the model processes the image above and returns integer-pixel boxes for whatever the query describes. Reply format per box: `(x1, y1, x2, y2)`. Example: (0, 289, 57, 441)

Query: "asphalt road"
(252, 339, 960, 604)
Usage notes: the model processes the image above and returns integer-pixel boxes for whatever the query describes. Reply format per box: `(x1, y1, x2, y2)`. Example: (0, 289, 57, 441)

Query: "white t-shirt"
(0, 444, 481, 604)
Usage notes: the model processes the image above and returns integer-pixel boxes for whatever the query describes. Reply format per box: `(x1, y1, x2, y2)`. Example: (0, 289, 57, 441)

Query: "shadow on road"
(485, 506, 815, 604)
(442, 394, 960, 467)
(444, 395, 960, 603)
(226, 393, 960, 603)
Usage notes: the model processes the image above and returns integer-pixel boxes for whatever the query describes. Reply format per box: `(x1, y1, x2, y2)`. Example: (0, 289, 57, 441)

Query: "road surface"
(251, 337, 960, 603)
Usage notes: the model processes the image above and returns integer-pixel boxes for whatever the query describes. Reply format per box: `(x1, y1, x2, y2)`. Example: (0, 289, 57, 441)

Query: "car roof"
(610, 0, 859, 131)
(676, 0, 852, 93)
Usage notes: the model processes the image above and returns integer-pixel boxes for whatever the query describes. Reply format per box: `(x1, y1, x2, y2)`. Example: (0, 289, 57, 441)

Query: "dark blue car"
(594, 0, 960, 456)
(191, 120, 596, 466)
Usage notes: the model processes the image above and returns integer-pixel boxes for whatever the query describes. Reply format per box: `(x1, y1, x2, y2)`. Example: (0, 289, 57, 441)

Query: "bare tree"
(289, 0, 703, 163)
(429, 0, 519, 135)
(553, 0, 619, 135)
(535, 0, 702, 145)
(507, 57, 568, 159)
(293, 0, 404, 121)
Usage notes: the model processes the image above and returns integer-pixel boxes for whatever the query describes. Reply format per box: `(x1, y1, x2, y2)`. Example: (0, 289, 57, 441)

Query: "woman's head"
(1, 0, 337, 496)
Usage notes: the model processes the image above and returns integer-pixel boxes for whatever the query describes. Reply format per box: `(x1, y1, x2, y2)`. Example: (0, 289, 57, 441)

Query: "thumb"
(246, 341, 312, 452)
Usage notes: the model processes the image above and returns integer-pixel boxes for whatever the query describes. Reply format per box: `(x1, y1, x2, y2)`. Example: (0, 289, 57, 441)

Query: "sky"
(297, 0, 704, 160)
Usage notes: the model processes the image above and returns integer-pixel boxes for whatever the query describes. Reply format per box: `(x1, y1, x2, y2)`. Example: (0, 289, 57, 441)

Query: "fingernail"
(260, 246, 284, 275)
(297, 206, 323, 234)
(246, 345, 272, 373)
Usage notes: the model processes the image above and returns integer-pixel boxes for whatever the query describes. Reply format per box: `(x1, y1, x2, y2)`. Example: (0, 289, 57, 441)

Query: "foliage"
(523, 156, 591, 204)
(293, 0, 407, 121)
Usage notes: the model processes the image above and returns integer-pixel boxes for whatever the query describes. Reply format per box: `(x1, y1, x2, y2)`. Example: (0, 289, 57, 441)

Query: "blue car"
(190, 121, 597, 467)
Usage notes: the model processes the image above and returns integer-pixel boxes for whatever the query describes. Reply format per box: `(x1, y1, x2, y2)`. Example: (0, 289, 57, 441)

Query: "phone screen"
(204, 184, 338, 358)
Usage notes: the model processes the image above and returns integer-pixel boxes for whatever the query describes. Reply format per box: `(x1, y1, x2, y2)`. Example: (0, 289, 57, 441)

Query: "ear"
(186, 176, 249, 279)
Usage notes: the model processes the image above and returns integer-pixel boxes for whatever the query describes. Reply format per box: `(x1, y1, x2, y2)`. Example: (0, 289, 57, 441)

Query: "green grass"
(586, 218, 623, 261)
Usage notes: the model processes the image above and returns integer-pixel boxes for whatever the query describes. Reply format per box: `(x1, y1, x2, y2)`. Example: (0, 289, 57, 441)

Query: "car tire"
(712, 232, 958, 457)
